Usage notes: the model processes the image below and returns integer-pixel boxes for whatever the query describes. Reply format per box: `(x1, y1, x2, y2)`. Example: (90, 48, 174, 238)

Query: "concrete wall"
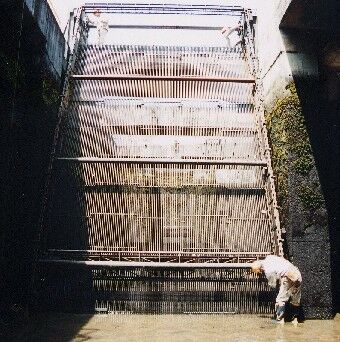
(0, 0, 65, 313)
(256, 0, 338, 318)
(257, 2, 292, 104)
(25, 0, 65, 80)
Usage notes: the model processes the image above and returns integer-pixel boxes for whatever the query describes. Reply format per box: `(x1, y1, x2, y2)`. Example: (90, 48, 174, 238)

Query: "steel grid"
(74, 46, 251, 77)
(38, 266, 274, 314)
(33, 7, 283, 314)
(39, 7, 282, 265)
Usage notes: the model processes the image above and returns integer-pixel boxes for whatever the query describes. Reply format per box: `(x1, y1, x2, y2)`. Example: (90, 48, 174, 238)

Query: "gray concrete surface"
(25, 0, 66, 79)
(2, 313, 340, 341)
(256, 0, 336, 318)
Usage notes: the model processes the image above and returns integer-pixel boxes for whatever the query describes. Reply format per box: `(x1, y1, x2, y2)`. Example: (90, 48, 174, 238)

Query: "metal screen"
(36, 5, 282, 313)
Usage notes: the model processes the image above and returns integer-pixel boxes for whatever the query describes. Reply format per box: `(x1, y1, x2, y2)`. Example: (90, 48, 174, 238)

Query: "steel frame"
(42, 249, 270, 265)
(37, 5, 283, 269)
(242, 10, 283, 256)
(71, 74, 255, 83)
(40, 260, 252, 268)
(57, 157, 267, 166)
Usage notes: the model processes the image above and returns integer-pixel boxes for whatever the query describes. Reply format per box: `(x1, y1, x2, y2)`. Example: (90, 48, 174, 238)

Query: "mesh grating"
(36, 7, 282, 314)
(38, 266, 275, 314)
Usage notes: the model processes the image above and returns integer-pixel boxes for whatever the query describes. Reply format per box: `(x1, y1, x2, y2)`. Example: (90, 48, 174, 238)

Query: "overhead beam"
(39, 259, 251, 269)
(71, 74, 255, 83)
(88, 24, 223, 30)
(64, 125, 256, 136)
(47, 249, 269, 255)
(57, 157, 267, 167)
(83, 4, 244, 16)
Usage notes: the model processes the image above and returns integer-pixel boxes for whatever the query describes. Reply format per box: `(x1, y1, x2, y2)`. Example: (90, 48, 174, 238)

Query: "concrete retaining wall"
(256, 0, 336, 318)
(0, 0, 65, 312)
(25, 0, 65, 80)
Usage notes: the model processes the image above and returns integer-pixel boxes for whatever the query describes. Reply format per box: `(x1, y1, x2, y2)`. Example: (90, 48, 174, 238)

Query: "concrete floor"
(2, 313, 340, 342)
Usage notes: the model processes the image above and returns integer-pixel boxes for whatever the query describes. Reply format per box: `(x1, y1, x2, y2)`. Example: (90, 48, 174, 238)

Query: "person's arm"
(266, 271, 278, 288)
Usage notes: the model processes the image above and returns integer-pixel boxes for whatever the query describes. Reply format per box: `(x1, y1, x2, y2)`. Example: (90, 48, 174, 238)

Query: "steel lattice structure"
(36, 4, 283, 314)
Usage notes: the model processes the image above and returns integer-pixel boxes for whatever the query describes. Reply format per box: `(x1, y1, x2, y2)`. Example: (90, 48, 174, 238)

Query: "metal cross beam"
(87, 25, 225, 31)
(57, 157, 267, 167)
(39, 259, 252, 269)
(83, 3, 245, 16)
(71, 74, 255, 83)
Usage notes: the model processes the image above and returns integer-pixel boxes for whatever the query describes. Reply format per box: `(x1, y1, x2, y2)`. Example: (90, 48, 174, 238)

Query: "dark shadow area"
(280, 0, 340, 314)
(0, 1, 93, 340)
(0, 0, 59, 315)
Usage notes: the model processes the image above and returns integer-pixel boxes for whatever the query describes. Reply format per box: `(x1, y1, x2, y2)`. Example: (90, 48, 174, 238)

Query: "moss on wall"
(297, 182, 324, 211)
(265, 82, 325, 229)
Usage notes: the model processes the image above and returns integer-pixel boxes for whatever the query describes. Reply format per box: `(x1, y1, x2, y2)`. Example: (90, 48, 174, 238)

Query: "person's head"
(251, 260, 263, 274)
(94, 9, 101, 17)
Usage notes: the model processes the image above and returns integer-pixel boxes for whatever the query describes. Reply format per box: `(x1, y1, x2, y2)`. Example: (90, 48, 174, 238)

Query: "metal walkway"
(36, 4, 282, 314)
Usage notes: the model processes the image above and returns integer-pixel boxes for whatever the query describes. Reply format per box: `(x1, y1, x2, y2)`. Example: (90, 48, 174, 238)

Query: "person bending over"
(251, 255, 302, 321)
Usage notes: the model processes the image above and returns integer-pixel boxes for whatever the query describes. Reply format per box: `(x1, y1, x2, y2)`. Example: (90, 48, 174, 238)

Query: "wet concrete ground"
(2, 313, 340, 341)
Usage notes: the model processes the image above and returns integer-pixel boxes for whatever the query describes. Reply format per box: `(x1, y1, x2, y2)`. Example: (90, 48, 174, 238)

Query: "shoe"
(276, 305, 285, 321)
(290, 305, 303, 322)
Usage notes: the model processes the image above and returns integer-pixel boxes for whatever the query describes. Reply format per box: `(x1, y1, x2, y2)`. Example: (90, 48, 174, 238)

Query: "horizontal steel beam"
(57, 157, 267, 167)
(83, 4, 244, 16)
(65, 125, 256, 137)
(39, 259, 251, 268)
(72, 98, 254, 107)
(47, 249, 270, 255)
(71, 74, 255, 83)
(88, 25, 223, 31)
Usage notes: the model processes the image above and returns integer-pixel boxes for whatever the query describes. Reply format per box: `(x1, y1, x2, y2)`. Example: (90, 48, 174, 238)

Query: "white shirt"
(89, 14, 109, 32)
(262, 255, 302, 287)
